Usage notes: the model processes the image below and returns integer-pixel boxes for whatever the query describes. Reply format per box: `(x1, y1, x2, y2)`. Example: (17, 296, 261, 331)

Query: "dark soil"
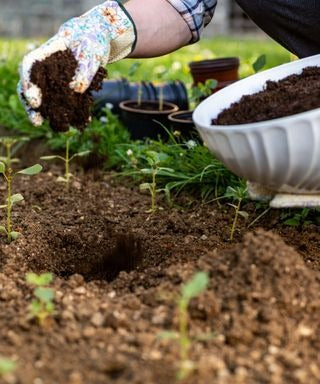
(30, 49, 106, 132)
(1, 167, 320, 383)
(213, 66, 320, 125)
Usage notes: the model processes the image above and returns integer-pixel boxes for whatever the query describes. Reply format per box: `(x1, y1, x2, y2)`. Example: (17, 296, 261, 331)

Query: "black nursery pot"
(168, 110, 199, 139)
(93, 79, 189, 115)
(119, 100, 179, 140)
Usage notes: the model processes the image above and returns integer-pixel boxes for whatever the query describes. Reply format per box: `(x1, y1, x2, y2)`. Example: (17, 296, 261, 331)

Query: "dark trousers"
(236, 0, 320, 57)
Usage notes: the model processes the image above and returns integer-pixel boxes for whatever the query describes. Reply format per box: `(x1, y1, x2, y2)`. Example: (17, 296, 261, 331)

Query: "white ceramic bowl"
(193, 54, 320, 193)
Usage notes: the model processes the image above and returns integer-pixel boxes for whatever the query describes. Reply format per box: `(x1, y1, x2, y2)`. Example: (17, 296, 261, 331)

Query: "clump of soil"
(30, 49, 106, 131)
(213, 66, 320, 125)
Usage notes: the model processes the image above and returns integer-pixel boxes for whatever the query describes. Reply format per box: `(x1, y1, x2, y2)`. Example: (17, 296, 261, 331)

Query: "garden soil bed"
(213, 66, 320, 125)
(1, 166, 320, 383)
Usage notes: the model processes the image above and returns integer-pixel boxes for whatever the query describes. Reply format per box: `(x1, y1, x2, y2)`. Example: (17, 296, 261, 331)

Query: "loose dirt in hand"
(30, 49, 106, 131)
(1, 168, 320, 383)
(213, 66, 320, 125)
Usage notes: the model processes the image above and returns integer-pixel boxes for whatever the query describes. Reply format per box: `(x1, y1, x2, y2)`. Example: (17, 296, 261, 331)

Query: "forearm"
(125, 0, 191, 58)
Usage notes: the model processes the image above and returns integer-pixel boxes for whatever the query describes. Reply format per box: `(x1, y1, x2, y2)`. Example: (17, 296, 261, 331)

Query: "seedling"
(139, 151, 173, 213)
(159, 272, 209, 380)
(128, 62, 143, 107)
(0, 161, 42, 243)
(26, 272, 55, 326)
(225, 185, 249, 240)
(41, 127, 90, 189)
(190, 79, 218, 108)
(154, 67, 169, 111)
(0, 357, 16, 377)
(0, 136, 29, 168)
(252, 54, 267, 73)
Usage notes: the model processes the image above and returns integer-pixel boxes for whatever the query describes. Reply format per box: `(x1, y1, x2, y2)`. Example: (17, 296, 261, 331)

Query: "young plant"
(0, 161, 42, 243)
(154, 67, 169, 111)
(0, 357, 16, 378)
(128, 62, 143, 106)
(225, 184, 249, 240)
(41, 127, 90, 189)
(0, 136, 29, 168)
(190, 79, 218, 108)
(139, 151, 173, 213)
(26, 272, 55, 326)
(159, 272, 209, 380)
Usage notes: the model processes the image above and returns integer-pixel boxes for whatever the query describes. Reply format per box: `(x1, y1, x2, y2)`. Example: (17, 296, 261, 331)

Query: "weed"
(280, 208, 318, 227)
(41, 127, 89, 189)
(0, 136, 29, 167)
(139, 151, 174, 213)
(190, 79, 218, 108)
(0, 160, 42, 242)
(0, 357, 16, 377)
(26, 272, 55, 326)
(159, 272, 209, 380)
(225, 184, 249, 240)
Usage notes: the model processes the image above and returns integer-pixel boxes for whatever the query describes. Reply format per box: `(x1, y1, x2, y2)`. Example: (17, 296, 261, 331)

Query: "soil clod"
(30, 49, 106, 132)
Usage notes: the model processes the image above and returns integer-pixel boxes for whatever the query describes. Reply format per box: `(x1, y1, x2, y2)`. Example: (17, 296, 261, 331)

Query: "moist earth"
(213, 66, 320, 125)
(30, 49, 106, 132)
(0, 167, 320, 383)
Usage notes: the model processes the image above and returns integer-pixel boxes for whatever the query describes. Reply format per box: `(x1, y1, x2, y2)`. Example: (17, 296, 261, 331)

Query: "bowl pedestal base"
(247, 182, 320, 208)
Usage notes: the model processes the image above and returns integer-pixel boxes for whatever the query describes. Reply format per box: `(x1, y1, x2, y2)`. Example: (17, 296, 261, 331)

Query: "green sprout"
(0, 160, 42, 243)
(190, 79, 218, 108)
(139, 151, 173, 213)
(0, 136, 29, 168)
(128, 62, 143, 107)
(26, 272, 55, 326)
(0, 358, 16, 377)
(154, 68, 169, 111)
(252, 54, 267, 73)
(225, 185, 249, 240)
(41, 127, 90, 189)
(159, 272, 209, 380)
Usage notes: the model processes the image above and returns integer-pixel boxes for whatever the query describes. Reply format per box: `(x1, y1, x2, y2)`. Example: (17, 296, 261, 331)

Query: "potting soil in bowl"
(30, 49, 107, 131)
(213, 66, 320, 125)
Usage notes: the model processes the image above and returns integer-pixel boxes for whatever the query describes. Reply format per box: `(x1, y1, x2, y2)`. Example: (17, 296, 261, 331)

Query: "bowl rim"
(193, 54, 320, 131)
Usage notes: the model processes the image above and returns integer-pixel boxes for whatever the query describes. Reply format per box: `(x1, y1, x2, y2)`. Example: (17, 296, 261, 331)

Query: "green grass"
(0, 37, 291, 203)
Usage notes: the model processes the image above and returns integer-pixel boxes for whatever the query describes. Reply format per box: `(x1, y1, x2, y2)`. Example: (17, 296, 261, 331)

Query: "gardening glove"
(17, 0, 136, 126)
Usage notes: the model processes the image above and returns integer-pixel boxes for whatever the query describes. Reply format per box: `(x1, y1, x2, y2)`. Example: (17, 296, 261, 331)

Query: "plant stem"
(6, 143, 11, 169)
(230, 198, 242, 241)
(65, 138, 70, 189)
(178, 299, 190, 363)
(151, 169, 157, 213)
(137, 83, 142, 107)
(159, 86, 164, 112)
(6, 169, 12, 243)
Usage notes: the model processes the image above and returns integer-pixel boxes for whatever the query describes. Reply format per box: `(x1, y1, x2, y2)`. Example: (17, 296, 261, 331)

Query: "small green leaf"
(140, 168, 153, 175)
(0, 226, 7, 233)
(238, 210, 249, 220)
(18, 164, 42, 175)
(40, 155, 64, 161)
(35, 287, 55, 303)
(181, 272, 209, 301)
(0, 204, 7, 209)
(10, 194, 24, 205)
(0, 357, 16, 376)
(10, 231, 20, 240)
(26, 272, 53, 286)
(70, 150, 90, 161)
(158, 331, 179, 340)
(0, 162, 5, 174)
(139, 183, 151, 191)
(253, 54, 267, 73)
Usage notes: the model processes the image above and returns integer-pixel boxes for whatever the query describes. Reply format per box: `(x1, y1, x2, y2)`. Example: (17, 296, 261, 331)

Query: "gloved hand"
(18, 0, 136, 126)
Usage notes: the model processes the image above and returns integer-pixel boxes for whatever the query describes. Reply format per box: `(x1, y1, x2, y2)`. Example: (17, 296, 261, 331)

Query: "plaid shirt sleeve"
(166, 0, 217, 43)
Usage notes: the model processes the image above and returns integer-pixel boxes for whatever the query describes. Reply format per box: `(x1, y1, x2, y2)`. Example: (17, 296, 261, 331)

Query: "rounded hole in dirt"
(24, 217, 143, 282)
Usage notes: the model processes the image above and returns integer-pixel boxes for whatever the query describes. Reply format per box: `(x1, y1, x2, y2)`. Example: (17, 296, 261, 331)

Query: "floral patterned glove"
(18, 0, 136, 126)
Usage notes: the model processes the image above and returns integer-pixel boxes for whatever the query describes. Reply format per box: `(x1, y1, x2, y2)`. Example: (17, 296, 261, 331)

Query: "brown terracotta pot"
(189, 57, 240, 91)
